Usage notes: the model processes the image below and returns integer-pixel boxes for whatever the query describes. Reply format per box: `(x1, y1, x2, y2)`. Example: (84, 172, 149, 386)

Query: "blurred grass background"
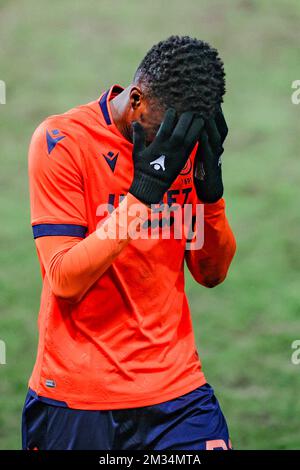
(0, 0, 300, 449)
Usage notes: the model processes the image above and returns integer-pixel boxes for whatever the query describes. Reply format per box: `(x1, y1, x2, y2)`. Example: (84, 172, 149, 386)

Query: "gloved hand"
(194, 107, 228, 203)
(129, 108, 204, 205)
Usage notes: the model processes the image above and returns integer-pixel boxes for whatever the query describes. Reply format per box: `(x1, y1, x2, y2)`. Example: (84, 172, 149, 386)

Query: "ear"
(129, 86, 143, 111)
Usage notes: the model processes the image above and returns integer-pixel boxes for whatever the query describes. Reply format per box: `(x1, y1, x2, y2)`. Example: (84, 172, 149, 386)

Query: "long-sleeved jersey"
(28, 85, 236, 409)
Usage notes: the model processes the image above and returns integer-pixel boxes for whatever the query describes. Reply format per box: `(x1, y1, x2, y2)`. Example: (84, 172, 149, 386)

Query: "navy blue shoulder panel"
(32, 224, 87, 239)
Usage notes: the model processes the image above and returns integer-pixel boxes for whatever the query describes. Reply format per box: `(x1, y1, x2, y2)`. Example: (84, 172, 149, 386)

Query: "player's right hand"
(129, 108, 204, 205)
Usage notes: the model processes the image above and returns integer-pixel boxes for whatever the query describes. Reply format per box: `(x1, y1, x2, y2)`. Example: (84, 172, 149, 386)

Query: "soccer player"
(22, 36, 236, 450)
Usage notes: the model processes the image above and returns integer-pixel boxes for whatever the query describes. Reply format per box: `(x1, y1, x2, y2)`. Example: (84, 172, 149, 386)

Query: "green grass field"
(1, 0, 300, 449)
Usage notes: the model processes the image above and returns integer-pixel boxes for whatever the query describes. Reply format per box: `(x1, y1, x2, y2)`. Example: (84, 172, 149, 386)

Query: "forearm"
(185, 198, 236, 287)
(36, 194, 149, 302)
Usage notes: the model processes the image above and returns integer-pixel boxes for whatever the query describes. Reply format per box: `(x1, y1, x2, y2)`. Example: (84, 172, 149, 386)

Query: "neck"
(110, 86, 132, 141)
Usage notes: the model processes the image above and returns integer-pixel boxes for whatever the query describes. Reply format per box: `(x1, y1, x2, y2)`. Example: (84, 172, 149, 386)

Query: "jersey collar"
(99, 84, 124, 127)
(98, 84, 130, 142)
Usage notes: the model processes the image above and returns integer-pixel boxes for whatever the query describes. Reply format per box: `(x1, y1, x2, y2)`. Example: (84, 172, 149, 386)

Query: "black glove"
(194, 108, 228, 203)
(129, 108, 204, 205)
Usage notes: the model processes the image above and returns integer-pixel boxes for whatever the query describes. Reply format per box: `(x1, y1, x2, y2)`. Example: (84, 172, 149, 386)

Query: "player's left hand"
(194, 107, 228, 203)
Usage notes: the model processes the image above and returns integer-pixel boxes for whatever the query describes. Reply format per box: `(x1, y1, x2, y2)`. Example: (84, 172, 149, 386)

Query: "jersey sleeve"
(34, 194, 151, 303)
(28, 120, 87, 238)
(185, 198, 236, 287)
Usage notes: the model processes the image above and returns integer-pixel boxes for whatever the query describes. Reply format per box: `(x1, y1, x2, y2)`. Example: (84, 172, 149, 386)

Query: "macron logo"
(46, 129, 66, 154)
(102, 151, 119, 173)
(150, 155, 166, 171)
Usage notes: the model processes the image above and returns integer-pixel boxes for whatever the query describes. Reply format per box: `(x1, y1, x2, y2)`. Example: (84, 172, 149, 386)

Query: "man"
(22, 35, 236, 450)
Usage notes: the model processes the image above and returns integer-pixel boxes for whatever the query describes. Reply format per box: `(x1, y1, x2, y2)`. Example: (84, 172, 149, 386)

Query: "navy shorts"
(22, 383, 231, 450)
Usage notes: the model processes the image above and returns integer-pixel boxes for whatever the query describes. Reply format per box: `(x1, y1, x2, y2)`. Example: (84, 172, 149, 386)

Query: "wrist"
(129, 171, 167, 205)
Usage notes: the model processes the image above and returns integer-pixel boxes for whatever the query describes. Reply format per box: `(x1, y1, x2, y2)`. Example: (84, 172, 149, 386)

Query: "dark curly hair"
(134, 35, 226, 119)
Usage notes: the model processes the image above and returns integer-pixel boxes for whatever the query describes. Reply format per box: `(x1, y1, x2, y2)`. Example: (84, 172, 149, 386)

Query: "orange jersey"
(28, 85, 235, 409)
